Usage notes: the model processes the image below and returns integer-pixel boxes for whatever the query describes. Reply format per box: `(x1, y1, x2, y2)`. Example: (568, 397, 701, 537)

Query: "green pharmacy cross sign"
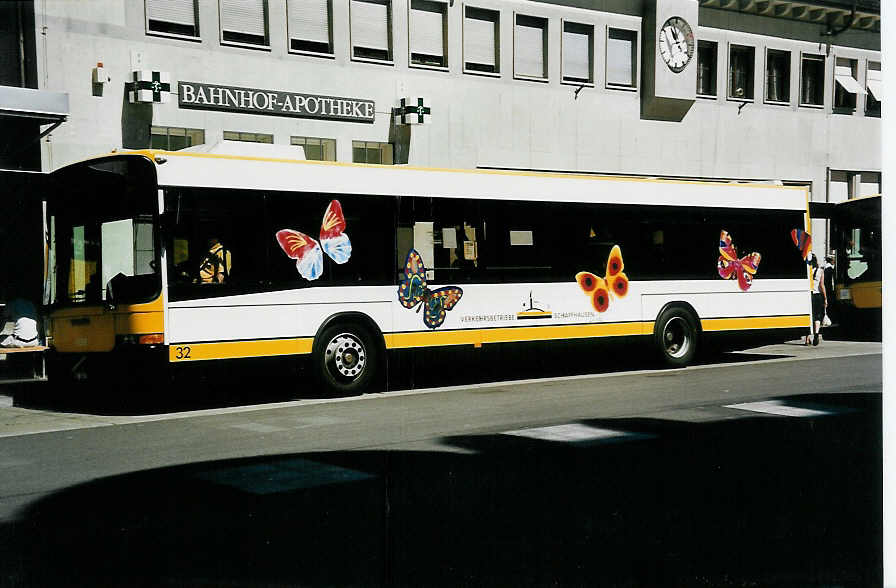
(129, 71, 171, 103)
(395, 97, 431, 125)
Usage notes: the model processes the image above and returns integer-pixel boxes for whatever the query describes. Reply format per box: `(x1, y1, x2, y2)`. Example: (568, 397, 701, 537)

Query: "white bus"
(43, 146, 811, 396)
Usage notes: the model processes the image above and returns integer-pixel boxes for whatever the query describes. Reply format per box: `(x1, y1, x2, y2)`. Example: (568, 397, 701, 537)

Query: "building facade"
(7, 0, 886, 253)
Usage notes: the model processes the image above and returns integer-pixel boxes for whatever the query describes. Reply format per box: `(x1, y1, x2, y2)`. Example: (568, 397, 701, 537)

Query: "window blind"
(607, 30, 633, 86)
(288, 0, 329, 45)
(147, 0, 196, 26)
(834, 60, 864, 94)
(352, 0, 390, 52)
(411, 3, 444, 58)
(220, 0, 265, 37)
(515, 19, 545, 78)
(866, 64, 882, 100)
(465, 11, 497, 67)
(562, 28, 590, 81)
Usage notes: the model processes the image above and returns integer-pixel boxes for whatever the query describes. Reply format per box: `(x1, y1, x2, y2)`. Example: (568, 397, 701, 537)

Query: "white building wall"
(34, 0, 881, 243)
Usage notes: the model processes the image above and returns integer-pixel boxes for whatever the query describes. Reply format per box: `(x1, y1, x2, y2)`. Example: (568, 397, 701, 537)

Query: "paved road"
(0, 340, 883, 586)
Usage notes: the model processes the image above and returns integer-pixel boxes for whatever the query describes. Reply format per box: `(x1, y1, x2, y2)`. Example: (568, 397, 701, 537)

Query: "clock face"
(658, 16, 695, 73)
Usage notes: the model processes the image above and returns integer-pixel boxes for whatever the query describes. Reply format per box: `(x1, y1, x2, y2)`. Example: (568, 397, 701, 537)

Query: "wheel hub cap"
(325, 333, 366, 379)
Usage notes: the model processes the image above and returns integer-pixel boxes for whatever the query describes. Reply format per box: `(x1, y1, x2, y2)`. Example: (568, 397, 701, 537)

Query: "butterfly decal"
(790, 228, 812, 260)
(275, 200, 352, 281)
(397, 249, 463, 329)
(717, 230, 761, 291)
(575, 244, 629, 312)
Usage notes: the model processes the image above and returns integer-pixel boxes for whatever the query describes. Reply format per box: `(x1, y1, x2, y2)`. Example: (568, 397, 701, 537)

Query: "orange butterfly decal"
(576, 245, 629, 312)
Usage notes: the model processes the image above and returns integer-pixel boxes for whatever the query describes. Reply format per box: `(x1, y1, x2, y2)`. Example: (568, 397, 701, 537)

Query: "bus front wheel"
(313, 323, 379, 396)
(654, 307, 698, 368)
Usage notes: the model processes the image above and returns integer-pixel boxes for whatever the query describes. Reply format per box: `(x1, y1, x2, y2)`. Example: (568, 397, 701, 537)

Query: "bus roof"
(68, 149, 811, 212)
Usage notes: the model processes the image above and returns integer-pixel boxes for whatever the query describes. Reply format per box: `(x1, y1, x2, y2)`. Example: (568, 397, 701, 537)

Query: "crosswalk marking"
(195, 458, 375, 495)
(503, 423, 648, 443)
(724, 400, 836, 418)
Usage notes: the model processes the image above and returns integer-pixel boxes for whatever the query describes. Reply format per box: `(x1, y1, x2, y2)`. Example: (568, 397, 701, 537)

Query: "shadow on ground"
(0, 393, 881, 587)
(8, 338, 794, 416)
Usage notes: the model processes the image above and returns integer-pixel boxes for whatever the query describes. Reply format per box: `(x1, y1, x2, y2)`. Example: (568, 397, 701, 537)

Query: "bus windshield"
(45, 156, 161, 307)
(832, 196, 881, 285)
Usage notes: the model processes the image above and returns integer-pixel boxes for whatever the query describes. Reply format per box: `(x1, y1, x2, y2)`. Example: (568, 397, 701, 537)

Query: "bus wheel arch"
(311, 312, 385, 396)
(653, 302, 701, 368)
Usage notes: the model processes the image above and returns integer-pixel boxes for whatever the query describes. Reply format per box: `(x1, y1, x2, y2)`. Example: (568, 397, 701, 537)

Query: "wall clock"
(658, 16, 695, 73)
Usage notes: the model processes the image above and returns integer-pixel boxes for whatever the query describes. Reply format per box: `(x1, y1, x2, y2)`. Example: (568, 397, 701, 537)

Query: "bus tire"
(313, 323, 379, 396)
(653, 306, 699, 368)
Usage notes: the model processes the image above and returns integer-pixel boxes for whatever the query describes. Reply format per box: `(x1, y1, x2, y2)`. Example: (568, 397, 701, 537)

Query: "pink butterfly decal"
(276, 200, 352, 281)
(790, 229, 812, 260)
(717, 230, 761, 291)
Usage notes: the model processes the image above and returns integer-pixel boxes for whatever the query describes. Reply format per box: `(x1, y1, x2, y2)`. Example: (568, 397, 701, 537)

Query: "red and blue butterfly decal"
(790, 228, 812, 260)
(575, 244, 629, 312)
(275, 200, 351, 281)
(717, 230, 761, 291)
(397, 249, 463, 329)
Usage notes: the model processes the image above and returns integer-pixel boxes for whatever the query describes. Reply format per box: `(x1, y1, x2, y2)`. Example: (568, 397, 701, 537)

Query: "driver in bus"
(198, 237, 232, 284)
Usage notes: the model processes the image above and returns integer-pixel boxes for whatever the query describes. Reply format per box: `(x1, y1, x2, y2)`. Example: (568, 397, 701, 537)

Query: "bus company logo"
(516, 290, 552, 320)
(178, 81, 375, 124)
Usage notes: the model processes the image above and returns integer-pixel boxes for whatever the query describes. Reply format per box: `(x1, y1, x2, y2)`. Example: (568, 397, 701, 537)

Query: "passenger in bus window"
(198, 237, 232, 284)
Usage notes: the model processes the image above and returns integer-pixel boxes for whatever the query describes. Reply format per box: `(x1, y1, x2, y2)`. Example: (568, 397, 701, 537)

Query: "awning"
(0, 86, 69, 124)
(834, 65, 865, 95)
(866, 67, 882, 100)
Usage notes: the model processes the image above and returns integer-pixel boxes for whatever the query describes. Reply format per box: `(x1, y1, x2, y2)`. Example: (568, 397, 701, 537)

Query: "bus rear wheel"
(313, 323, 379, 396)
(654, 307, 698, 368)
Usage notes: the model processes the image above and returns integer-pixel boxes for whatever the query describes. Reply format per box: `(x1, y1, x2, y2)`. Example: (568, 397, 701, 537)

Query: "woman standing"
(806, 252, 827, 346)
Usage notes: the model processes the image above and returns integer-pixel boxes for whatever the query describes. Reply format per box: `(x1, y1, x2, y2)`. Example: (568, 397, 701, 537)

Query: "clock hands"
(659, 18, 692, 72)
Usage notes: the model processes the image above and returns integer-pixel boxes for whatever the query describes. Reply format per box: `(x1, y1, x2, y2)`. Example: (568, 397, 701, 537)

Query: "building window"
(291, 136, 336, 161)
(351, 0, 392, 62)
(146, 0, 199, 38)
(352, 141, 393, 164)
(728, 44, 754, 100)
(830, 170, 881, 204)
(858, 171, 881, 197)
(514, 14, 547, 80)
(765, 49, 790, 104)
(287, 0, 332, 55)
(151, 126, 204, 150)
(800, 53, 824, 107)
(696, 40, 717, 97)
(833, 57, 861, 112)
(224, 131, 273, 143)
(562, 21, 593, 85)
(219, 0, 268, 47)
(606, 28, 637, 89)
(464, 6, 500, 74)
(866, 60, 881, 117)
(409, 0, 447, 68)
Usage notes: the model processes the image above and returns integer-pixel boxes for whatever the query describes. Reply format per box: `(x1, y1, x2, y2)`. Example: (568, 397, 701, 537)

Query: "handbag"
(822, 313, 832, 327)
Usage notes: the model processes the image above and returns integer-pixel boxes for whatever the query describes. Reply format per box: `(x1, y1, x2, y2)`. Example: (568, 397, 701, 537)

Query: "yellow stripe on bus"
(700, 315, 810, 331)
(168, 315, 809, 362)
(169, 338, 314, 362)
(386, 322, 653, 349)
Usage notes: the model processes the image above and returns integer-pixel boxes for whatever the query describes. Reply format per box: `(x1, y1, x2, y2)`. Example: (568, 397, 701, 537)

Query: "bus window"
(397, 196, 485, 284)
(101, 216, 159, 303)
(45, 156, 160, 307)
(165, 187, 267, 299)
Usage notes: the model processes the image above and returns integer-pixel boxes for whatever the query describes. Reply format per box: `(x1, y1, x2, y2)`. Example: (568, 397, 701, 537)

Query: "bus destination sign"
(178, 81, 375, 124)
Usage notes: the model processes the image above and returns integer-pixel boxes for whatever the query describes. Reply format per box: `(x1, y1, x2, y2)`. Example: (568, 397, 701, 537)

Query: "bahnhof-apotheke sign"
(178, 81, 375, 124)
